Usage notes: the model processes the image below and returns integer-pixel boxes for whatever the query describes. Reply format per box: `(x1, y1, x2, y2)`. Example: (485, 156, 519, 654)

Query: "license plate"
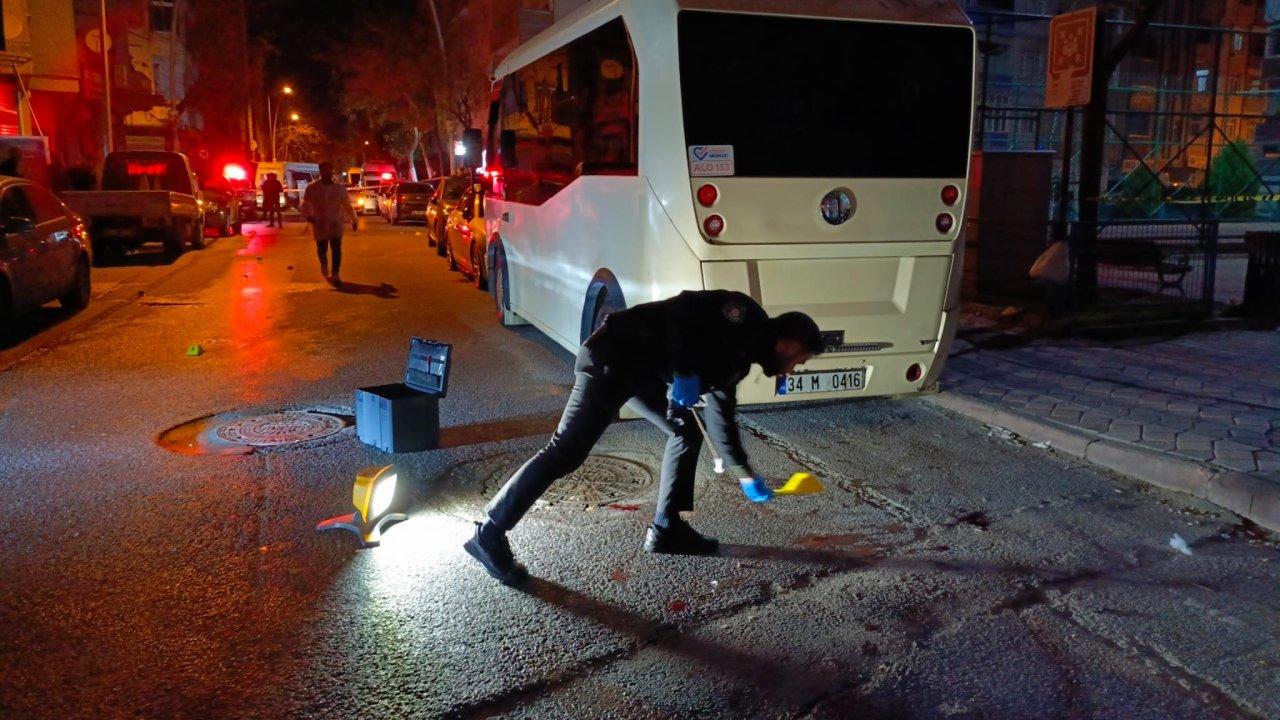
(776, 369, 866, 396)
(411, 210, 425, 215)
(101, 228, 132, 237)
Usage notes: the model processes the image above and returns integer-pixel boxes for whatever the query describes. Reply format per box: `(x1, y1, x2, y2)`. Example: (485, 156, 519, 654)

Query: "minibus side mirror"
(500, 130, 518, 167)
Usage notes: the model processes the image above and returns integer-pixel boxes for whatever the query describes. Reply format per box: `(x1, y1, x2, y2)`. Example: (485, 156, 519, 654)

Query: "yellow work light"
(316, 465, 407, 547)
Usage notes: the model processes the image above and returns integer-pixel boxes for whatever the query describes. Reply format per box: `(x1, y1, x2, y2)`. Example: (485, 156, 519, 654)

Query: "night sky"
(247, 0, 421, 141)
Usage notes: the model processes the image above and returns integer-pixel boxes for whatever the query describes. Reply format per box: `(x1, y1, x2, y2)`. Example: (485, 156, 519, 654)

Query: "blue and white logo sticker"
(688, 145, 734, 177)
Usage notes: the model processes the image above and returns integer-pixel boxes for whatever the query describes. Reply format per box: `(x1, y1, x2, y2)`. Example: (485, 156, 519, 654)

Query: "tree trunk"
(407, 127, 421, 181)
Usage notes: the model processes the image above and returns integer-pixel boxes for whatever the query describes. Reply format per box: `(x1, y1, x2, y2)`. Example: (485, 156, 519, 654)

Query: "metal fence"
(967, 5, 1278, 316)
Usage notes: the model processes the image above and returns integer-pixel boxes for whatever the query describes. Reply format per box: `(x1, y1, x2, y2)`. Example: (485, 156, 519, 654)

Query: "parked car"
(428, 176, 470, 254)
(1, 176, 92, 331)
(376, 183, 397, 219)
(443, 182, 489, 290)
(198, 175, 243, 237)
(387, 181, 436, 225)
(61, 150, 205, 263)
(350, 184, 382, 216)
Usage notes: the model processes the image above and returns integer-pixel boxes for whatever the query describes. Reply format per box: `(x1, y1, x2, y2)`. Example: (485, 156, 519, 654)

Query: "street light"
(267, 84, 295, 162)
(290, 112, 300, 122)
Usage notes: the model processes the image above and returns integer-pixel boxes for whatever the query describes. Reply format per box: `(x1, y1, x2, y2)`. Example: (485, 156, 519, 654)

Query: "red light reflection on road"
(228, 256, 280, 403)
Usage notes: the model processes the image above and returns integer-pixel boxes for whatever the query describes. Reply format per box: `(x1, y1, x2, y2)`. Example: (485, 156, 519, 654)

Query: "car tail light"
(703, 214, 725, 238)
(941, 185, 960, 206)
(72, 221, 88, 244)
(696, 184, 718, 207)
(935, 213, 954, 234)
(906, 363, 923, 382)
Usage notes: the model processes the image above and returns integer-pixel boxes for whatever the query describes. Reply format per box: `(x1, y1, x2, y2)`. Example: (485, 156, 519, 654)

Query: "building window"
(153, 56, 169, 95)
(1195, 69, 1210, 92)
(150, 1, 174, 32)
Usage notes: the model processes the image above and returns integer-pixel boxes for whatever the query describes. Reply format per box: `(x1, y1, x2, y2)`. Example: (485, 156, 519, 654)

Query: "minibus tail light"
(697, 184, 718, 207)
(704, 214, 725, 238)
(906, 363, 923, 382)
(935, 213, 954, 234)
(941, 185, 960, 206)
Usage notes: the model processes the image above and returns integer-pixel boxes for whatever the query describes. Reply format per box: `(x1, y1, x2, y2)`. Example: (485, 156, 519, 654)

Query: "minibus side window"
(497, 17, 637, 207)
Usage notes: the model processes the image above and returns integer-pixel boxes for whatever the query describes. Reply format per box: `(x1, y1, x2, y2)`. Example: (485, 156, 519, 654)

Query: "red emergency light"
(223, 163, 248, 181)
(127, 162, 168, 176)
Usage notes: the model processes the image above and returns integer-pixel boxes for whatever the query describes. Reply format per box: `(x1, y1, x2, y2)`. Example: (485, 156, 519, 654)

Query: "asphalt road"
(1, 218, 1277, 719)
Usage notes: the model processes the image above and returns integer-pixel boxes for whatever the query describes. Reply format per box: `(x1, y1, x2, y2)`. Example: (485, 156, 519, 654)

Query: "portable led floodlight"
(316, 465, 407, 547)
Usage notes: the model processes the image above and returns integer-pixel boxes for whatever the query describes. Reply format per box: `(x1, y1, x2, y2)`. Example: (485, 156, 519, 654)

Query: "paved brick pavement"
(940, 329, 1280, 482)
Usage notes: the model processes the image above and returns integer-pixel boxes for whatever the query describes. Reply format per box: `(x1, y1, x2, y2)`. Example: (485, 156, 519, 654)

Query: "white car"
(350, 186, 381, 215)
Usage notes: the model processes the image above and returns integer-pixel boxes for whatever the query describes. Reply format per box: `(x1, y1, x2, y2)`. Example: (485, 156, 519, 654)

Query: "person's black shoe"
(643, 519, 719, 556)
(463, 521, 529, 586)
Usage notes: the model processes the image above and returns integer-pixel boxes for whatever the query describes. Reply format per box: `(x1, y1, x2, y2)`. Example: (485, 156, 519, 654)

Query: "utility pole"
(100, 0, 113, 156)
(168, 0, 180, 151)
(425, 0, 453, 174)
(1075, 0, 1168, 301)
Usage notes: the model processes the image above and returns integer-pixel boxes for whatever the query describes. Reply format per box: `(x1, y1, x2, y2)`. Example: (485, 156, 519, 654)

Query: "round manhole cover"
(534, 454, 654, 507)
(435, 452, 655, 521)
(214, 411, 346, 446)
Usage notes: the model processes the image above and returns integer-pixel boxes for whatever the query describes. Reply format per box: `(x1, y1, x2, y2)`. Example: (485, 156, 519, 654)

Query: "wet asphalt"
(1, 218, 1277, 719)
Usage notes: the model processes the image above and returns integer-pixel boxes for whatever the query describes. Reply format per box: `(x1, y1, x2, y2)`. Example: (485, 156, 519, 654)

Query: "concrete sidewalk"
(932, 326, 1280, 531)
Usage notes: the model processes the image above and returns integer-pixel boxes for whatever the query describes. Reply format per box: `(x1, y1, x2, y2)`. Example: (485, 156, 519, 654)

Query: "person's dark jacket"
(261, 178, 284, 206)
(586, 290, 776, 476)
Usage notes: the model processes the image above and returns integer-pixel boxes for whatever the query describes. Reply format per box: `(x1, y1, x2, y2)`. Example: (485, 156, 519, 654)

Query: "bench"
(1092, 240, 1193, 295)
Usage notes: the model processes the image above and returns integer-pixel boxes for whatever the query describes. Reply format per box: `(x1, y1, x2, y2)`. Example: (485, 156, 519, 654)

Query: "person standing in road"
(464, 290, 826, 586)
(301, 161, 358, 286)
(260, 172, 284, 228)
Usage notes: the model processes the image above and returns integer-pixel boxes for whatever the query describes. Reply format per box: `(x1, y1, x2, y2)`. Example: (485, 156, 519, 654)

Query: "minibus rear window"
(678, 11, 974, 179)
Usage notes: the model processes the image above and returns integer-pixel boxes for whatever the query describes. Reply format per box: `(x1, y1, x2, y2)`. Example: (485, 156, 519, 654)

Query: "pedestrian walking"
(464, 290, 826, 586)
(260, 172, 284, 228)
(300, 161, 358, 286)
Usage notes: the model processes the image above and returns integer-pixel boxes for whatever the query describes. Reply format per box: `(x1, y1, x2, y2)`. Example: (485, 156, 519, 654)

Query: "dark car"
(198, 176, 243, 237)
(1, 176, 91, 332)
(388, 181, 437, 225)
(428, 176, 470, 255)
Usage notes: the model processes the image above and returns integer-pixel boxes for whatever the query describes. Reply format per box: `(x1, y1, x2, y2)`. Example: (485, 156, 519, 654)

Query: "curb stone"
(927, 392, 1280, 534)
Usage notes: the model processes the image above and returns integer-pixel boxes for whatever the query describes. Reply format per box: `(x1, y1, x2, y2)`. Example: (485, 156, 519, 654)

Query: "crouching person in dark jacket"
(464, 290, 825, 586)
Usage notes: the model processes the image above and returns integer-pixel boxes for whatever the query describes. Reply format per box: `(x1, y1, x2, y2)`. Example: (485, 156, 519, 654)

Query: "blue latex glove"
(739, 476, 774, 503)
(669, 373, 702, 408)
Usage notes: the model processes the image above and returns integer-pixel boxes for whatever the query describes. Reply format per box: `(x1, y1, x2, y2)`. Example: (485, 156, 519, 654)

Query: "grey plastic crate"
(355, 382, 440, 453)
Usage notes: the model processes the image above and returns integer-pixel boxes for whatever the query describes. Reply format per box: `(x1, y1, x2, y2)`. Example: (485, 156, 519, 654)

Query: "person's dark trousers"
(624, 388, 700, 529)
(264, 203, 281, 227)
(316, 235, 343, 276)
(485, 345, 702, 532)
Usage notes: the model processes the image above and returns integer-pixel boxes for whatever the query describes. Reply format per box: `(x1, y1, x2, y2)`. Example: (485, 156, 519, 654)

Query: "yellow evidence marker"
(775, 471, 824, 496)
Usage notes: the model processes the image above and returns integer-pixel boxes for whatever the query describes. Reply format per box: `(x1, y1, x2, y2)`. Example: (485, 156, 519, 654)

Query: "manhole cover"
(434, 452, 655, 520)
(214, 411, 346, 446)
(535, 454, 654, 507)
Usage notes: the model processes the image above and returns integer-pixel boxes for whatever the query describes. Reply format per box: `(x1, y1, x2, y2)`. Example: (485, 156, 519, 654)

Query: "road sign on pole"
(1045, 7, 1097, 108)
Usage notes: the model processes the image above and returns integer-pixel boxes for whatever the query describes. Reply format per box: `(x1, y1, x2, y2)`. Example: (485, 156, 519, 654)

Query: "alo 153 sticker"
(688, 145, 734, 177)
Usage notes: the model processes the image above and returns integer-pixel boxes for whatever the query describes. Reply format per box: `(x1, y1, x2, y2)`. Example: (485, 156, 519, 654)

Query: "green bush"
(1109, 163, 1163, 218)
(1208, 140, 1261, 218)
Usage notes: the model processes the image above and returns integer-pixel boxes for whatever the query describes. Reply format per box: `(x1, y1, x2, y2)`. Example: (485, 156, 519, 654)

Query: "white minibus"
(482, 0, 976, 404)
